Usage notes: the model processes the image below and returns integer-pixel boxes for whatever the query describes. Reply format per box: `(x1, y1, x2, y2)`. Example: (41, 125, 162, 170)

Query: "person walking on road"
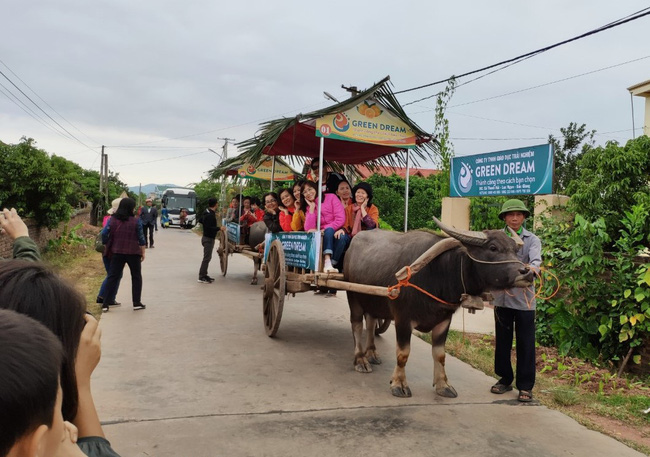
(102, 198, 147, 312)
(139, 198, 158, 248)
(490, 199, 541, 403)
(198, 198, 218, 284)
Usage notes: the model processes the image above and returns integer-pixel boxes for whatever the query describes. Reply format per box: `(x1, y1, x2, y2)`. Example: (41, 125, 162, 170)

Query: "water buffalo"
(343, 218, 534, 398)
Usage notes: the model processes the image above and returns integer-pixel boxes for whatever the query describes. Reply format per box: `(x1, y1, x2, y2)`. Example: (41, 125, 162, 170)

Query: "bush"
(536, 207, 650, 371)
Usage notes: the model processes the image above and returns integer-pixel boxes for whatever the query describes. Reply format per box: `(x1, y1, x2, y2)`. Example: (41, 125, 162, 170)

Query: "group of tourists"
(0, 208, 121, 457)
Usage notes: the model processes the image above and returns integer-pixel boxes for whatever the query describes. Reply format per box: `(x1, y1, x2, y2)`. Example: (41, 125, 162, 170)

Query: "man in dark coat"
(139, 198, 158, 248)
(198, 198, 218, 284)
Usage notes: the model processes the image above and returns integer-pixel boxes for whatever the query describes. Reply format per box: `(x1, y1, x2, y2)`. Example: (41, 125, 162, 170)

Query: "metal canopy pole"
(316, 137, 324, 232)
(404, 149, 410, 232)
(270, 157, 276, 191)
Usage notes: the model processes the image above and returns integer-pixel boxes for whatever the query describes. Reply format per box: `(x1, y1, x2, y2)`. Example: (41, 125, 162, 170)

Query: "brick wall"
(0, 208, 92, 258)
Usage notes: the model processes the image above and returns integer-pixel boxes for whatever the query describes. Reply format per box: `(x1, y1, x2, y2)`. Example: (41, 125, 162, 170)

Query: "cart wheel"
(217, 229, 228, 276)
(263, 239, 285, 337)
(375, 318, 391, 335)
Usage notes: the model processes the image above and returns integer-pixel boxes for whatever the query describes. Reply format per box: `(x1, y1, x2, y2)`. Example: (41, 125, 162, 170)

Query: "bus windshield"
(165, 195, 195, 212)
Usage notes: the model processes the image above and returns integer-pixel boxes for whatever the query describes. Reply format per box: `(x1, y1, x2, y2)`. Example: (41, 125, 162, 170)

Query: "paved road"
(93, 227, 644, 457)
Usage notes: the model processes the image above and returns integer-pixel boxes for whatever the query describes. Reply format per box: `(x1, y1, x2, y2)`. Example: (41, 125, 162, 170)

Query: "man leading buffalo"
(490, 199, 541, 403)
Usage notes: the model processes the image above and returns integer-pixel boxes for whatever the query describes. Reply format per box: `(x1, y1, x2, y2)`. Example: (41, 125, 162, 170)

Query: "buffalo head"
(433, 217, 535, 290)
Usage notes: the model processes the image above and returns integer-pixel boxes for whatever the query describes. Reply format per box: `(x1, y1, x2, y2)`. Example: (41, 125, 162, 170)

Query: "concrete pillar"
(441, 197, 470, 229)
(627, 79, 650, 138)
(534, 194, 570, 229)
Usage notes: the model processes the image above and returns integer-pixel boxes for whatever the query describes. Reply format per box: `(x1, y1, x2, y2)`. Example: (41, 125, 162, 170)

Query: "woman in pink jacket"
(301, 180, 346, 272)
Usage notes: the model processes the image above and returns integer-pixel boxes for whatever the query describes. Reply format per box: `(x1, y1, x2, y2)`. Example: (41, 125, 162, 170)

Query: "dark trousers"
(199, 236, 216, 278)
(143, 224, 154, 247)
(494, 307, 536, 391)
(104, 254, 143, 305)
(98, 255, 122, 303)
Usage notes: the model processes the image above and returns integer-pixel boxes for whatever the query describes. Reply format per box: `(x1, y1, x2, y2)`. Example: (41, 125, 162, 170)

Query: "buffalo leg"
(431, 317, 457, 398)
(363, 313, 381, 365)
(251, 258, 260, 285)
(349, 294, 372, 373)
(390, 319, 413, 397)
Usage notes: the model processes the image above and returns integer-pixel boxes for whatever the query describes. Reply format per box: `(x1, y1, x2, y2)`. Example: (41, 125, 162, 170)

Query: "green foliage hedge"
(0, 138, 128, 228)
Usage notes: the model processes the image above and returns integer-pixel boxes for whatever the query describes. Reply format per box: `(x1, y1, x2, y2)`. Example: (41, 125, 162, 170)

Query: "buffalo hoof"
(435, 385, 458, 398)
(354, 359, 373, 373)
(390, 384, 412, 398)
(250, 278, 258, 285)
(367, 354, 382, 365)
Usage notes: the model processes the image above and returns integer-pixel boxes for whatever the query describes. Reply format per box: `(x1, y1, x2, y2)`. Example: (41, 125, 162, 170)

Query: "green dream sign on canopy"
(450, 144, 554, 197)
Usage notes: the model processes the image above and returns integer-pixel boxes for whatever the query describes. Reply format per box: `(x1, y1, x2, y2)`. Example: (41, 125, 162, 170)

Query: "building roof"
(627, 79, 650, 96)
(355, 165, 440, 179)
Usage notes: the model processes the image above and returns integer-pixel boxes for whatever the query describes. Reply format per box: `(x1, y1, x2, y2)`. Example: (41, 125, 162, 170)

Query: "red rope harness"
(387, 266, 457, 306)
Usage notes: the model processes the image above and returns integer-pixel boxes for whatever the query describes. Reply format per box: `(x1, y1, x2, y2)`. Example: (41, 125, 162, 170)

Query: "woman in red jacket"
(278, 188, 296, 231)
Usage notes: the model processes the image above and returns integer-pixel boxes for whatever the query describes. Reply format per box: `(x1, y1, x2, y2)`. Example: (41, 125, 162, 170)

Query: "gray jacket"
(492, 226, 542, 311)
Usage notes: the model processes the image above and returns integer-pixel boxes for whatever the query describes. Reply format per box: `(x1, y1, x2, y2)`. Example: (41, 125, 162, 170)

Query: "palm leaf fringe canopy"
(225, 76, 440, 174)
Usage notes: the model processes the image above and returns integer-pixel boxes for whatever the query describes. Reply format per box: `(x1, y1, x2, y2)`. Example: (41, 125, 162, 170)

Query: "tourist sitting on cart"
(335, 176, 353, 207)
(302, 180, 346, 273)
(239, 196, 259, 244)
(262, 192, 282, 233)
(278, 188, 296, 232)
(291, 181, 305, 231)
(333, 181, 379, 272)
(225, 195, 241, 223)
(345, 182, 379, 233)
(250, 196, 265, 221)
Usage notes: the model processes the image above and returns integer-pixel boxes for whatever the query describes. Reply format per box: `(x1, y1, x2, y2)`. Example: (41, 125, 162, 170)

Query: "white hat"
(107, 198, 122, 215)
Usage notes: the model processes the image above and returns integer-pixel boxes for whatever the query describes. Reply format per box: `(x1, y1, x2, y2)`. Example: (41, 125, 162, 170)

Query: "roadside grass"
(418, 330, 650, 454)
(41, 223, 105, 318)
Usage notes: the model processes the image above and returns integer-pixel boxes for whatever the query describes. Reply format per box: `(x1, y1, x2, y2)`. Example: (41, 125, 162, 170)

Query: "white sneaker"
(323, 260, 337, 273)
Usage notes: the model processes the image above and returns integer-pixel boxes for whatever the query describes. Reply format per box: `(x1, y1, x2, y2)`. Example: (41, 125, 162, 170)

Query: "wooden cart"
(215, 76, 437, 337)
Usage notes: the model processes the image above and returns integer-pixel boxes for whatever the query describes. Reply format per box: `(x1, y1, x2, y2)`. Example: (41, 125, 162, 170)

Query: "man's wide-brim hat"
(107, 197, 123, 215)
(498, 199, 530, 220)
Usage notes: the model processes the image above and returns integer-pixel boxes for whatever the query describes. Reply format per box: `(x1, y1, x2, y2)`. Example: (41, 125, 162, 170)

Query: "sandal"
(490, 382, 513, 394)
(518, 390, 533, 402)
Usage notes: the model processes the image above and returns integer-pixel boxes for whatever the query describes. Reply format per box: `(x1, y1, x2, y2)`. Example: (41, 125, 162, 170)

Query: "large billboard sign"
(450, 144, 554, 197)
(315, 98, 417, 148)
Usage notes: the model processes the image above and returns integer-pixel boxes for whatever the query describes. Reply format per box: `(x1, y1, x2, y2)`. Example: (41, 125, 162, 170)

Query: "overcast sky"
(1, 1, 649, 188)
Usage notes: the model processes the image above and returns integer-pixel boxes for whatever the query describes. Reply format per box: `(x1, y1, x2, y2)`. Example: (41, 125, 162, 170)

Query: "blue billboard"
(450, 144, 554, 197)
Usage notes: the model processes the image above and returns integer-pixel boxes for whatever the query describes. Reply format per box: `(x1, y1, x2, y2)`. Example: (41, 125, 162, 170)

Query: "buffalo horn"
(507, 226, 524, 248)
(433, 216, 488, 246)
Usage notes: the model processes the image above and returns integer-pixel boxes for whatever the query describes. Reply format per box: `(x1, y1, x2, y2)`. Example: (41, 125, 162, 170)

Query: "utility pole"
(341, 84, 360, 97)
(216, 137, 235, 164)
(216, 137, 235, 220)
(103, 152, 109, 206)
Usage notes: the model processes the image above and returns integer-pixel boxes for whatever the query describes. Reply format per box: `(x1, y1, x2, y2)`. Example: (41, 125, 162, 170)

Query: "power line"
(0, 68, 98, 153)
(406, 54, 650, 114)
(0, 59, 103, 148)
(395, 7, 650, 96)
(0, 82, 79, 141)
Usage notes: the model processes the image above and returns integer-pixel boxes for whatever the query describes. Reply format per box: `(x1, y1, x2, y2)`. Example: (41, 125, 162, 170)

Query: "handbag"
(94, 231, 104, 253)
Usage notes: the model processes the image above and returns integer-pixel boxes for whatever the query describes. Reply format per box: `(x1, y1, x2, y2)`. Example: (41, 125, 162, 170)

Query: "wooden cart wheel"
(263, 239, 286, 337)
(217, 229, 228, 276)
(375, 318, 391, 335)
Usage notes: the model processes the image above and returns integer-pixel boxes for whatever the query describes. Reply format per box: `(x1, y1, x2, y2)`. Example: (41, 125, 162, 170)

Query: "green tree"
(0, 138, 76, 228)
(566, 136, 650, 245)
(548, 122, 595, 194)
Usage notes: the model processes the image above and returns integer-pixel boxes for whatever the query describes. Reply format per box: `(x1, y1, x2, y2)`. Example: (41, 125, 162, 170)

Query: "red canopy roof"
(262, 121, 405, 164)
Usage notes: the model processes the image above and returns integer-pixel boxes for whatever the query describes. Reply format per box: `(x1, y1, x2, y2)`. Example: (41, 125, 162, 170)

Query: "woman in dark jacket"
(262, 192, 282, 233)
(101, 198, 146, 312)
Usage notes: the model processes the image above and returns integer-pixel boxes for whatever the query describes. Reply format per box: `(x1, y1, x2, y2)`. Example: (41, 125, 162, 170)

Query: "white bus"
(161, 187, 197, 228)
